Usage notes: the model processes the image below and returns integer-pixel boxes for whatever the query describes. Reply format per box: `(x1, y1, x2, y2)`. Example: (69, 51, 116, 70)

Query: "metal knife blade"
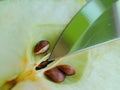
(48, 0, 119, 60)
(38, 0, 119, 69)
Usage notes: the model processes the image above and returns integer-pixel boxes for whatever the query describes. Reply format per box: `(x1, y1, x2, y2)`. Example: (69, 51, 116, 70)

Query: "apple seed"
(34, 40, 50, 54)
(57, 65, 76, 76)
(44, 68, 65, 83)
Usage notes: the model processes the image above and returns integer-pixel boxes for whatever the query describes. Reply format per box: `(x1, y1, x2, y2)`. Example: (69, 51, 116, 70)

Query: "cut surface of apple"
(12, 38, 120, 90)
(0, 0, 86, 89)
(1, 0, 120, 90)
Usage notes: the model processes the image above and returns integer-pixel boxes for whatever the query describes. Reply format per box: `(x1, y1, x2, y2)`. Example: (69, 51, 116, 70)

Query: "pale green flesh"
(11, 1, 120, 90)
(1, 0, 120, 90)
(0, 0, 85, 87)
(12, 38, 120, 90)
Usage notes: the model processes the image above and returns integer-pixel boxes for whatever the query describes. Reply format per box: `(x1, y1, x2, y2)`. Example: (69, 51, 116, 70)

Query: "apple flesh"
(0, 0, 86, 89)
(12, 38, 120, 90)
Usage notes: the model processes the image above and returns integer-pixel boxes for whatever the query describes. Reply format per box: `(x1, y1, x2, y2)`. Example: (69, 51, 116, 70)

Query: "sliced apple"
(0, 0, 86, 88)
(12, 38, 120, 90)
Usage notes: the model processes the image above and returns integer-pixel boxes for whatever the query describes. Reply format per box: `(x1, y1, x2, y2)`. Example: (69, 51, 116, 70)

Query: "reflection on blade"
(49, 0, 119, 61)
(38, 0, 119, 69)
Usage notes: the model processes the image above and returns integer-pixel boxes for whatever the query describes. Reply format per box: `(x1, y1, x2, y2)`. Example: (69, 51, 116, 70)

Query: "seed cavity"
(34, 40, 50, 55)
(57, 65, 75, 76)
(44, 68, 65, 83)
(35, 60, 52, 70)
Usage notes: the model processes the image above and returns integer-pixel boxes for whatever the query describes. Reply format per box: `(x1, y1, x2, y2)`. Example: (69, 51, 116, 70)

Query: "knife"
(37, 0, 119, 69)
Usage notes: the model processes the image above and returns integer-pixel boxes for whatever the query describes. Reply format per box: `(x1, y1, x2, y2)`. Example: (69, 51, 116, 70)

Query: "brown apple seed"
(35, 60, 53, 70)
(44, 68, 65, 83)
(57, 65, 76, 76)
(34, 40, 50, 54)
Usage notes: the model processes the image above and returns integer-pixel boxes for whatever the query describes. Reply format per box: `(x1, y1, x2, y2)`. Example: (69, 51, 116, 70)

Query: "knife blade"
(48, 0, 118, 60)
(37, 0, 119, 69)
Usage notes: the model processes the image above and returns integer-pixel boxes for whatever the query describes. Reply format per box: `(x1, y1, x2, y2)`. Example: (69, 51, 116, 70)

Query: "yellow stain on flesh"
(1, 70, 37, 90)
(1, 79, 17, 90)
(1, 58, 38, 89)
(23, 57, 29, 68)
(16, 70, 37, 82)
(16, 57, 29, 71)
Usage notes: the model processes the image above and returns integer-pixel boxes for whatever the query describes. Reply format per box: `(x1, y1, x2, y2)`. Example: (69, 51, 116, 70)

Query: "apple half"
(0, 0, 86, 89)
